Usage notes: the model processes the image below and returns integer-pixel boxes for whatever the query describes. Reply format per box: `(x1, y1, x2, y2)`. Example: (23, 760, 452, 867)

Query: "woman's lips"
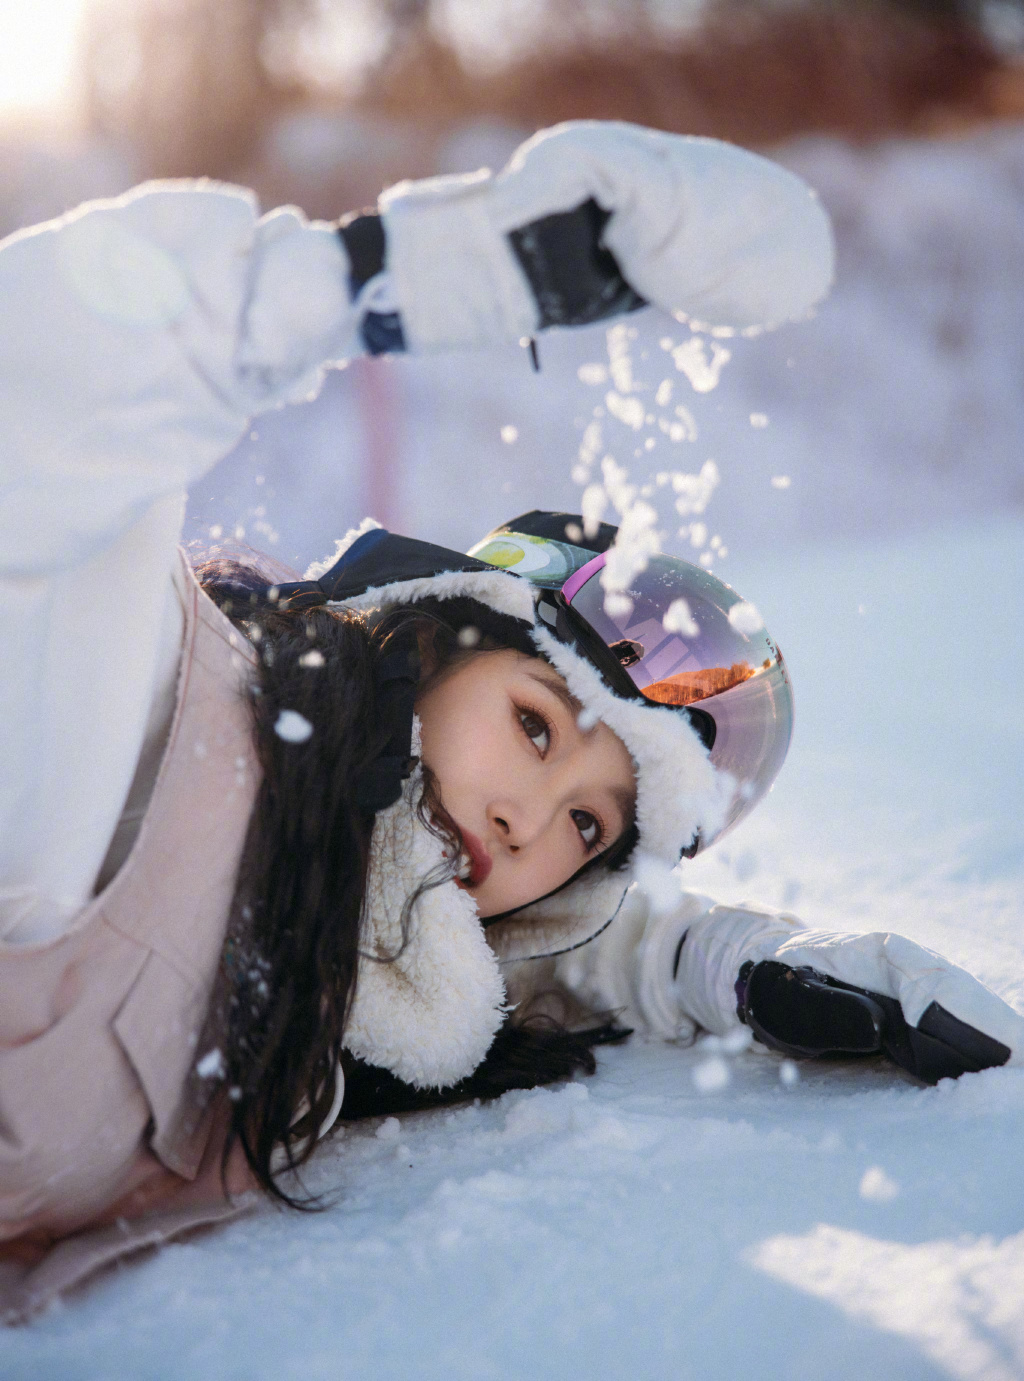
(455, 828, 492, 888)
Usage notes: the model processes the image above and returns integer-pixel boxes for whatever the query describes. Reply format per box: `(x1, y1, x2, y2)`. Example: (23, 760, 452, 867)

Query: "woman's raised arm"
(0, 125, 833, 942)
(0, 181, 364, 941)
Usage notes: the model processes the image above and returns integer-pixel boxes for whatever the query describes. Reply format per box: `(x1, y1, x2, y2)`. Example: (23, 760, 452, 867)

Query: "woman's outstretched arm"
(556, 885, 1024, 1082)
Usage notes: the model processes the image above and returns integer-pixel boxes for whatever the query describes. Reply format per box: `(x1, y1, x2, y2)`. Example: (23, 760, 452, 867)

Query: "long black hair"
(194, 555, 633, 1207)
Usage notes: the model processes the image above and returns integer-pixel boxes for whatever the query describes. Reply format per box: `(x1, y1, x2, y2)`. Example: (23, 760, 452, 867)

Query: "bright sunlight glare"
(0, 0, 90, 116)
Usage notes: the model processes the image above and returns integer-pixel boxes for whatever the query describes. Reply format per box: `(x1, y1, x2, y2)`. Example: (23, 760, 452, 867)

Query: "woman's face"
(416, 650, 636, 918)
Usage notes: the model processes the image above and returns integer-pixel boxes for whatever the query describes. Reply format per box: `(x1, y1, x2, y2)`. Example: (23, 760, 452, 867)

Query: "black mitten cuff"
(336, 210, 406, 355)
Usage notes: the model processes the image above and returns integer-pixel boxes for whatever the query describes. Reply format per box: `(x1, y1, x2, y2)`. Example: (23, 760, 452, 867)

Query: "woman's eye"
(571, 809, 601, 849)
(520, 710, 550, 755)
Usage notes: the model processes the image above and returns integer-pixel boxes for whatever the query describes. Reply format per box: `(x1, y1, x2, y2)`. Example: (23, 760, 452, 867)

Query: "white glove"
(375, 120, 834, 351)
(674, 903, 1024, 1083)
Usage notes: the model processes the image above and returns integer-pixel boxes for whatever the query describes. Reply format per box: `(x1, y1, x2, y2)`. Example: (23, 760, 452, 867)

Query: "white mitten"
(359, 121, 833, 352)
(674, 904, 1024, 1083)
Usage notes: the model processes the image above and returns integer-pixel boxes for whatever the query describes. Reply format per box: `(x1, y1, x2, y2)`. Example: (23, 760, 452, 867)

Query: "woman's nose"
(487, 798, 552, 852)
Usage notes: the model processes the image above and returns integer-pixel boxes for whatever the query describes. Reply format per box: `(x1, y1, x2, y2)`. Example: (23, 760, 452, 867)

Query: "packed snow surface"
(3, 122, 1024, 1378)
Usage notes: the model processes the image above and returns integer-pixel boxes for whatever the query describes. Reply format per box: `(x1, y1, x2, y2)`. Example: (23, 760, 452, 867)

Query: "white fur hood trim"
(343, 725, 507, 1089)
(339, 567, 535, 625)
(486, 868, 633, 964)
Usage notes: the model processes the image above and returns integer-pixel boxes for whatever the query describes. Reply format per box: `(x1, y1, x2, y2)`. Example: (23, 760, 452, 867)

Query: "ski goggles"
(469, 531, 794, 838)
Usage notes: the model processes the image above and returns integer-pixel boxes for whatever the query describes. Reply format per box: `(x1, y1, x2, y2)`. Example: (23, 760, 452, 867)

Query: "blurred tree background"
(73, 0, 1024, 214)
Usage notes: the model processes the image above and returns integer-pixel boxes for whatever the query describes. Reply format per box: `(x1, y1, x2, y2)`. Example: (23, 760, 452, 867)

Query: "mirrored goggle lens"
(564, 552, 794, 828)
(565, 553, 785, 710)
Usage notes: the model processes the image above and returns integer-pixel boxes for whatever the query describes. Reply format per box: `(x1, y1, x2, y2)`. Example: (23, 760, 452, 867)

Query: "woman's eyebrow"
(525, 667, 584, 718)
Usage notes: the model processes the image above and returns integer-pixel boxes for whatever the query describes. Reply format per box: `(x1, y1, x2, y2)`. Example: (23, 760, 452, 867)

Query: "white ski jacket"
(0, 182, 365, 946)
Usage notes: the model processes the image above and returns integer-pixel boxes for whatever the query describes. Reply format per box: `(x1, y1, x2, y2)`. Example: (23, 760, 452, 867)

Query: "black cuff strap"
(339, 199, 643, 350)
(337, 209, 386, 296)
(336, 210, 406, 355)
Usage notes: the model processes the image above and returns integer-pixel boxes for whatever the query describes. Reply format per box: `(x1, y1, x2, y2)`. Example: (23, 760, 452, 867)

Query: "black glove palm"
(736, 960, 1011, 1085)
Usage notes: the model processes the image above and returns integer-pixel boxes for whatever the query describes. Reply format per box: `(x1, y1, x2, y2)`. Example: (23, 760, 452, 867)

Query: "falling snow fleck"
(663, 598, 699, 637)
(578, 363, 607, 385)
(605, 392, 645, 430)
(197, 1048, 226, 1079)
(729, 601, 765, 635)
(275, 709, 313, 743)
(859, 1167, 899, 1202)
(604, 591, 634, 619)
(693, 1057, 731, 1093)
(669, 337, 732, 394)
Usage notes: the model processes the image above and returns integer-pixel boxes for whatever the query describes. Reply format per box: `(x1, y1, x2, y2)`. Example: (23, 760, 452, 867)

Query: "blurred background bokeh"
(6, 0, 1024, 227)
(4, 0, 1024, 565)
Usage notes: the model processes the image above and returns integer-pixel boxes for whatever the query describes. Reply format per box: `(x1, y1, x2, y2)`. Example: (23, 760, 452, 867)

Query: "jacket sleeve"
(0, 182, 366, 941)
(553, 884, 803, 1041)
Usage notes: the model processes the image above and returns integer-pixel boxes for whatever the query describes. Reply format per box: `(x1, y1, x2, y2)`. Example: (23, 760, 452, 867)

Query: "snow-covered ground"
(3, 123, 1024, 1378)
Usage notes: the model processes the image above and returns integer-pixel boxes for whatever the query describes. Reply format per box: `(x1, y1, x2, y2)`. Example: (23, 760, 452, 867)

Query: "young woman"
(0, 121, 1018, 1321)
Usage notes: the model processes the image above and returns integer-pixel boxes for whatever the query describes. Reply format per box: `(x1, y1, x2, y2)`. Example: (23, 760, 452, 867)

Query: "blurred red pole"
(352, 356, 402, 530)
